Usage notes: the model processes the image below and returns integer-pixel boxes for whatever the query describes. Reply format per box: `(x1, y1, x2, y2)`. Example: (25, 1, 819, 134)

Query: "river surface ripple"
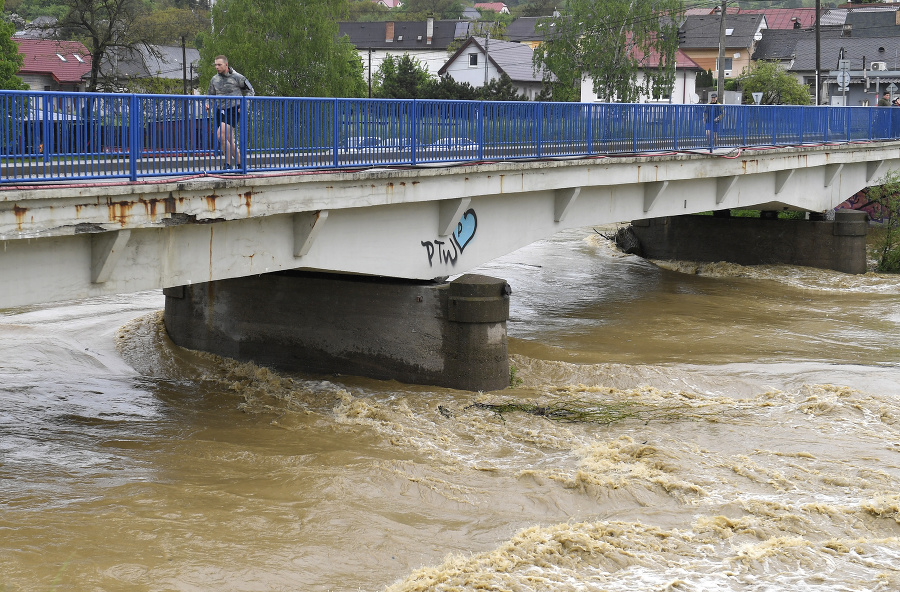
(2, 228, 900, 591)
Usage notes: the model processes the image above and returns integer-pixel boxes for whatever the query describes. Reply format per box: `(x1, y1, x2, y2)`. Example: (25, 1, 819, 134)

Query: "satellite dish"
(754, 32, 763, 41)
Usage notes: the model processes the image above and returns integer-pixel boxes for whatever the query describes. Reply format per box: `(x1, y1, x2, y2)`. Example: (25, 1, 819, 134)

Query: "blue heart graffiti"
(421, 208, 477, 267)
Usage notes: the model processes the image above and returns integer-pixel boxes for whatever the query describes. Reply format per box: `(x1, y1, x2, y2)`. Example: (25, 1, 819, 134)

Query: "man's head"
(710, 94, 718, 103)
(884, 91, 890, 99)
(214, 55, 229, 75)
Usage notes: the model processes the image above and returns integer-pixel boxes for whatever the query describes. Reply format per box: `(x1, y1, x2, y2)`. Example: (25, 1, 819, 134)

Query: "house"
(13, 38, 91, 92)
(372, 0, 402, 8)
(752, 25, 843, 72)
(580, 48, 703, 104)
(473, 2, 509, 15)
(789, 37, 900, 105)
(93, 44, 201, 92)
(339, 18, 470, 83)
(506, 16, 559, 49)
(738, 8, 817, 30)
(678, 13, 767, 80)
(438, 36, 545, 99)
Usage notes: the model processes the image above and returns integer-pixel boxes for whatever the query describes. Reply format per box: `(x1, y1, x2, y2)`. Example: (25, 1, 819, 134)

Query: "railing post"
(771, 106, 777, 146)
(240, 95, 248, 173)
(42, 93, 50, 165)
(536, 101, 542, 158)
(869, 106, 874, 141)
(742, 105, 748, 146)
(332, 98, 339, 168)
(633, 105, 639, 153)
(411, 99, 418, 165)
(672, 105, 678, 151)
(587, 103, 593, 155)
(799, 107, 804, 144)
(847, 107, 852, 143)
(824, 105, 829, 143)
(477, 101, 483, 161)
(129, 94, 139, 181)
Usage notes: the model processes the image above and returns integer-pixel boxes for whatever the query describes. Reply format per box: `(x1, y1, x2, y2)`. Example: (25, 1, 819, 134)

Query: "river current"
(2, 227, 899, 591)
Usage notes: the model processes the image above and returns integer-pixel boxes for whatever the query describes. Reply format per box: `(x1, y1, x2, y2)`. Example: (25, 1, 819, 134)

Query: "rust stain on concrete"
(164, 196, 177, 214)
(13, 205, 27, 231)
(243, 191, 252, 216)
(106, 200, 133, 227)
(204, 194, 218, 211)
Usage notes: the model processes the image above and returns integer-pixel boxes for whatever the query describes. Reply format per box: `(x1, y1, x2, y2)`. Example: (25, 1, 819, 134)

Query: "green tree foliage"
(695, 68, 714, 89)
(57, 0, 149, 91)
(398, 0, 462, 20)
(373, 53, 432, 98)
(865, 171, 900, 272)
(534, 0, 684, 103)
(198, 0, 366, 98)
(135, 6, 209, 46)
(733, 61, 811, 105)
(345, 0, 390, 21)
(0, 0, 28, 90)
(423, 74, 477, 100)
(513, 0, 556, 17)
(479, 72, 526, 100)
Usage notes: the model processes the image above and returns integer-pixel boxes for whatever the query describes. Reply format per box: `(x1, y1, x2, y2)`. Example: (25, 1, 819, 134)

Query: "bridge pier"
(628, 209, 869, 274)
(163, 272, 511, 391)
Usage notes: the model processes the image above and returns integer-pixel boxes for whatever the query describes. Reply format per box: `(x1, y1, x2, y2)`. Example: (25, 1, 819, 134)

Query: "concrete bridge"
(2, 140, 897, 390)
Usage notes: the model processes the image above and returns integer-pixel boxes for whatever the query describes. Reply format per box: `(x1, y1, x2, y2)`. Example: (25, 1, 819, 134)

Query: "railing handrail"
(3, 89, 900, 185)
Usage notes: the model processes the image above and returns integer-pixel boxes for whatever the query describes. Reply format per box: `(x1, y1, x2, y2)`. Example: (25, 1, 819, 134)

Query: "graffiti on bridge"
(421, 208, 477, 267)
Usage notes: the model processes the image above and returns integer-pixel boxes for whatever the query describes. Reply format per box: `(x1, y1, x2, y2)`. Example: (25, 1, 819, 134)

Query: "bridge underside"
(1, 143, 899, 309)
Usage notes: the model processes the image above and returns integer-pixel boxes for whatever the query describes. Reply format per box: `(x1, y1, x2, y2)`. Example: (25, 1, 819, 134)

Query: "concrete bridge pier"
(163, 272, 511, 391)
(628, 209, 869, 274)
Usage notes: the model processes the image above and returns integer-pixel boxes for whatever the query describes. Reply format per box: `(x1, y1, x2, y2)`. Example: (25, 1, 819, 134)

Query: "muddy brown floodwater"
(1, 227, 899, 591)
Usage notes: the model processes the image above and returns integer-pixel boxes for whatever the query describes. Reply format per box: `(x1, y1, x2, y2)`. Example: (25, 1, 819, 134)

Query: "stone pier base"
(629, 209, 868, 274)
(163, 271, 511, 391)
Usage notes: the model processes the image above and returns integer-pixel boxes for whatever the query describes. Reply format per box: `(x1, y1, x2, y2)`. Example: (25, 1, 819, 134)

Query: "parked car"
(424, 137, 479, 153)
(341, 136, 383, 154)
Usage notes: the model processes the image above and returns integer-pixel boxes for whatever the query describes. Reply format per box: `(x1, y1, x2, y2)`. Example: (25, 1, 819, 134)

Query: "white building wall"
(581, 70, 699, 104)
(442, 49, 501, 87)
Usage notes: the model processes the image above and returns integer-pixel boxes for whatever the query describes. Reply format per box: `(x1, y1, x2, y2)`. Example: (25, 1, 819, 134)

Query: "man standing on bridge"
(208, 55, 255, 170)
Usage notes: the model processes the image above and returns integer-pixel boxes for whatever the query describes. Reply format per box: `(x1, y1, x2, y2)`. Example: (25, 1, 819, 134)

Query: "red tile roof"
(474, 2, 508, 12)
(13, 38, 92, 84)
(739, 7, 818, 30)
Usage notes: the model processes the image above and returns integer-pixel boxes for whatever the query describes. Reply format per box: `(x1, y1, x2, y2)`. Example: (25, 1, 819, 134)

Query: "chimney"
(427, 16, 434, 45)
(842, 23, 852, 37)
(386, 22, 394, 42)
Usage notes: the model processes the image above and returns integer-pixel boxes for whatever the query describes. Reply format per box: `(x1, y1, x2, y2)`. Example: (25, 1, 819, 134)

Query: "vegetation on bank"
(866, 171, 900, 272)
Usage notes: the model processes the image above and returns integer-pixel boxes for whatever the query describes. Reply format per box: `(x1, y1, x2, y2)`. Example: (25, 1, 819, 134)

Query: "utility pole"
(484, 31, 491, 87)
(182, 36, 187, 95)
(717, 0, 727, 99)
(815, 0, 821, 104)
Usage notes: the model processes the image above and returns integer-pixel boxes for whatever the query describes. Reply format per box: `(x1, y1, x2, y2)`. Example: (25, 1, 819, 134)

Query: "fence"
(2, 89, 900, 184)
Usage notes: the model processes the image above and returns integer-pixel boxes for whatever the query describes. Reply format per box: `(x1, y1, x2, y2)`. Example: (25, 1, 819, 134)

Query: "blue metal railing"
(2, 89, 900, 184)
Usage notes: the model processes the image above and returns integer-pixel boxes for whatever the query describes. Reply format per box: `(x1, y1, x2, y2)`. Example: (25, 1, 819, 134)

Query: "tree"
(479, 73, 527, 101)
(534, 0, 684, 103)
(135, 6, 209, 47)
(399, 0, 462, 20)
(860, 170, 900, 272)
(373, 53, 432, 98)
(733, 61, 811, 105)
(423, 74, 477, 100)
(56, 0, 150, 91)
(0, 0, 28, 90)
(198, 0, 366, 98)
(513, 0, 557, 18)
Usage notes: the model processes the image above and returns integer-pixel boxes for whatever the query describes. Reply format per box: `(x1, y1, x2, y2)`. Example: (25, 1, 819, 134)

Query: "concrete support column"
(629, 210, 869, 274)
(163, 271, 511, 391)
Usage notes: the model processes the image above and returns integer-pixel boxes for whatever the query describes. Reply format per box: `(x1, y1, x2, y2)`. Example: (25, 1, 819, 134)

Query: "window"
(716, 58, 733, 71)
(56, 53, 67, 62)
(725, 28, 734, 36)
(73, 54, 84, 63)
(469, 53, 478, 67)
